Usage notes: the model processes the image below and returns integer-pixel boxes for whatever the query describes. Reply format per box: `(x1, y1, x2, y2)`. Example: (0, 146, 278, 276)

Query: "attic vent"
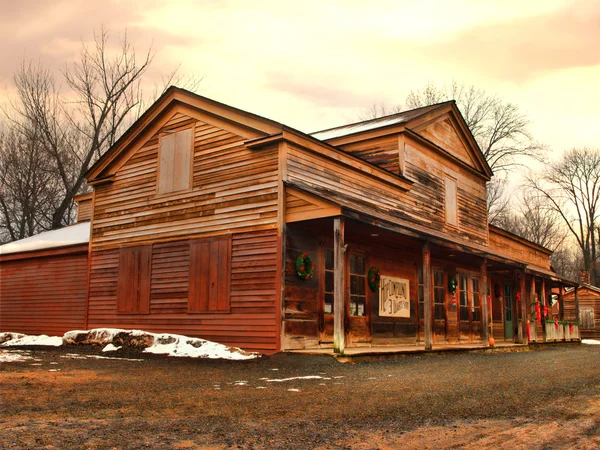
(157, 128, 193, 195)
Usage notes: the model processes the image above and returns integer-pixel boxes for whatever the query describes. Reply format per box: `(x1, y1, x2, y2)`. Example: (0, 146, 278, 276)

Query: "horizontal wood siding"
(76, 198, 93, 222)
(86, 230, 278, 353)
(91, 112, 279, 250)
(0, 250, 88, 336)
(340, 136, 400, 174)
(488, 228, 551, 269)
(286, 143, 487, 245)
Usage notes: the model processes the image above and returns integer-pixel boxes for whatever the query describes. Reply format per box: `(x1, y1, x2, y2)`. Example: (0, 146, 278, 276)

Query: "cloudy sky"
(1, 0, 599, 158)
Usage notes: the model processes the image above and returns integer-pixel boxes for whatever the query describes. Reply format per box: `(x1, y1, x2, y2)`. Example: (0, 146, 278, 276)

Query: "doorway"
(504, 282, 514, 340)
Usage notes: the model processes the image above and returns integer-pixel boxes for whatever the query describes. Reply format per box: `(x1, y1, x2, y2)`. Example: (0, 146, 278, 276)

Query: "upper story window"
(445, 176, 458, 227)
(157, 128, 194, 195)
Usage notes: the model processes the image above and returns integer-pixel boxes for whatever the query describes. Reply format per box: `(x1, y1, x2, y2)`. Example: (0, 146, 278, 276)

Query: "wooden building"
(0, 87, 580, 353)
(564, 285, 600, 339)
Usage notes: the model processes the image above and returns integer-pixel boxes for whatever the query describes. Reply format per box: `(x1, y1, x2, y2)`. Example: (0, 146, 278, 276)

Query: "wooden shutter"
(117, 246, 151, 314)
(189, 236, 231, 312)
(158, 128, 193, 195)
(445, 177, 458, 226)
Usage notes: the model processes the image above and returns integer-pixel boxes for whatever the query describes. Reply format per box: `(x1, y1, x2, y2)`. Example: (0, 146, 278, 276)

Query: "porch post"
(575, 286, 580, 323)
(481, 258, 489, 347)
(422, 241, 433, 351)
(559, 284, 565, 320)
(333, 217, 345, 354)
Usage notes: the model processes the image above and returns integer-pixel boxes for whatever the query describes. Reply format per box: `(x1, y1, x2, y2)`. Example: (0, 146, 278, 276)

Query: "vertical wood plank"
(276, 141, 288, 352)
(217, 237, 230, 311)
(208, 240, 219, 311)
(575, 286, 579, 324)
(333, 217, 345, 354)
(199, 241, 210, 311)
(422, 241, 432, 350)
(480, 258, 489, 346)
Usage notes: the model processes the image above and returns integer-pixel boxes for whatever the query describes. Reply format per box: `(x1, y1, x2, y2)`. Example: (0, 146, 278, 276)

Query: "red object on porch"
(536, 302, 541, 323)
(555, 319, 559, 330)
(569, 322, 573, 334)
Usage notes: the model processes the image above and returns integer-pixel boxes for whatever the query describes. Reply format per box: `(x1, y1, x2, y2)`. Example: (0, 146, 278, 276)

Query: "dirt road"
(1, 344, 599, 449)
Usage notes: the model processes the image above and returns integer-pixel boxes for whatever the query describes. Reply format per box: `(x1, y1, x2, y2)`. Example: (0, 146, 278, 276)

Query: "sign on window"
(379, 276, 410, 318)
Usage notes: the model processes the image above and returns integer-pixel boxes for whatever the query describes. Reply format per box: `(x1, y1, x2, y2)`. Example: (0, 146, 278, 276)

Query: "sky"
(1, 0, 599, 161)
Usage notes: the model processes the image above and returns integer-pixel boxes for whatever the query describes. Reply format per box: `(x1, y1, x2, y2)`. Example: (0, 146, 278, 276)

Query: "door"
(504, 283, 514, 340)
(347, 251, 371, 345)
(320, 248, 334, 343)
(458, 274, 482, 341)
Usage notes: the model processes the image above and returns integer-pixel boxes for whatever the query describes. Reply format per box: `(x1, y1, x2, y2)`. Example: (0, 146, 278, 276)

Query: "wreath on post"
(296, 252, 315, 280)
(448, 275, 458, 295)
(368, 267, 381, 292)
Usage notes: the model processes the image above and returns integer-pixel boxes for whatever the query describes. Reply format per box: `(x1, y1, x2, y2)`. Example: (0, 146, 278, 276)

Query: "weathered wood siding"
(0, 247, 88, 336)
(488, 227, 551, 270)
(87, 230, 278, 352)
(91, 111, 279, 250)
(286, 138, 488, 246)
(564, 287, 598, 337)
(76, 196, 93, 222)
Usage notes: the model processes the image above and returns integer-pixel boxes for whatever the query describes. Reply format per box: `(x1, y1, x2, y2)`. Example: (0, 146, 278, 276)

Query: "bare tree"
(487, 176, 510, 225)
(0, 127, 61, 243)
(527, 148, 600, 286)
(406, 81, 545, 173)
(358, 102, 405, 121)
(4, 28, 153, 230)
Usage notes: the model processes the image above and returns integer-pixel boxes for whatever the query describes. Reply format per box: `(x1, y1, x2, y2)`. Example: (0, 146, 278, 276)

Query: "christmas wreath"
(448, 275, 458, 295)
(368, 267, 381, 292)
(296, 252, 315, 280)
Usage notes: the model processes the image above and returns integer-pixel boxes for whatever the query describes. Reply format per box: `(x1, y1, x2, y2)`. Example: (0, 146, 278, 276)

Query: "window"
(433, 270, 445, 320)
(445, 177, 458, 226)
(323, 249, 334, 315)
(459, 275, 469, 321)
(349, 253, 366, 316)
(188, 236, 231, 312)
(157, 128, 193, 195)
(117, 246, 151, 314)
(471, 278, 480, 322)
(418, 268, 424, 320)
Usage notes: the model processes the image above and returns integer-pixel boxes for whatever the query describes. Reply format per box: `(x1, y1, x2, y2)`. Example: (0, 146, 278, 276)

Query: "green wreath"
(368, 267, 381, 292)
(296, 252, 315, 280)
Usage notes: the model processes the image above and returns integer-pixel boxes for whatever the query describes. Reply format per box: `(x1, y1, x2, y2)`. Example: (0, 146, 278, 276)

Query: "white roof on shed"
(0, 222, 90, 255)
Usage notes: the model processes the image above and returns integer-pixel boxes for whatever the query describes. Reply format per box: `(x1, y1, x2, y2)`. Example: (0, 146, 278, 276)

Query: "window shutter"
(158, 128, 193, 195)
(117, 246, 151, 314)
(189, 236, 231, 312)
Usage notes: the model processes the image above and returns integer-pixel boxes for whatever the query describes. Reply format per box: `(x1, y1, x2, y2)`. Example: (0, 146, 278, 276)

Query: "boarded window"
(157, 128, 193, 195)
(188, 236, 231, 312)
(445, 177, 458, 226)
(117, 246, 151, 314)
(581, 307, 595, 329)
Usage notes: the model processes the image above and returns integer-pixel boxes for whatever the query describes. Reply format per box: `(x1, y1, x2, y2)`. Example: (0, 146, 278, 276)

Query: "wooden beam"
(481, 258, 489, 347)
(559, 285, 565, 320)
(422, 241, 433, 350)
(333, 217, 346, 354)
(575, 286, 580, 323)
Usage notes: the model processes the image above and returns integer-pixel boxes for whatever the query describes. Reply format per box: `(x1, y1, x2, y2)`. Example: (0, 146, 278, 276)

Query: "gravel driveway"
(1, 344, 599, 449)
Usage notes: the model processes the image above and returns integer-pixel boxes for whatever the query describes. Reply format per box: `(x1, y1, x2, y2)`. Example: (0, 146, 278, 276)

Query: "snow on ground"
(0, 222, 90, 254)
(0, 329, 260, 360)
(0, 334, 62, 347)
(0, 350, 37, 362)
(582, 339, 600, 345)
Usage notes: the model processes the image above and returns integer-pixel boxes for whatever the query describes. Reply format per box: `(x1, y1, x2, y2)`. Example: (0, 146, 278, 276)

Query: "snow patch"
(1, 328, 260, 361)
(102, 343, 122, 352)
(144, 333, 258, 360)
(0, 350, 34, 362)
(1, 335, 62, 347)
(0, 222, 90, 254)
(266, 375, 331, 383)
(582, 339, 600, 345)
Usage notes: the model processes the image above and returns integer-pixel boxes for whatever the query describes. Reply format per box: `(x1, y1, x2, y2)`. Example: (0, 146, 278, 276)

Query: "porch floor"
(286, 341, 535, 361)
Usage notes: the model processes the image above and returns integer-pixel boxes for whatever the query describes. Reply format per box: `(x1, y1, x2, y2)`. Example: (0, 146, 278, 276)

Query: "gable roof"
(86, 86, 286, 182)
(311, 102, 449, 140)
(311, 101, 493, 179)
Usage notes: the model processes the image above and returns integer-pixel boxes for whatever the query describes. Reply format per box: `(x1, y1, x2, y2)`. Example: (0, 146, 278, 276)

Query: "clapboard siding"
(86, 230, 278, 352)
(286, 144, 487, 245)
(0, 248, 88, 336)
(91, 112, 279, 250)
(341, 136, 400, 174)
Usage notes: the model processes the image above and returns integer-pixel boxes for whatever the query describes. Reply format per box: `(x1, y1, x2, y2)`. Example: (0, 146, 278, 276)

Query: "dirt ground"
(1, 344, 600, 449)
